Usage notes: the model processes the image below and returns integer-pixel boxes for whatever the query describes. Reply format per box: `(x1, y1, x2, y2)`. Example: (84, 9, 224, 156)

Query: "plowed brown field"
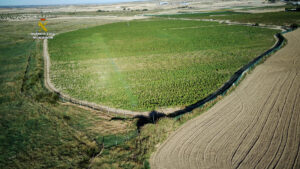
(150, 29, 300, 169)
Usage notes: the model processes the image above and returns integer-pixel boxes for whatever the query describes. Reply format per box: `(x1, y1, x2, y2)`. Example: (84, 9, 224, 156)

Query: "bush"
(97, 10, 107, 12)
(290, 23, 298, 29)
(143, 160, 150, 169)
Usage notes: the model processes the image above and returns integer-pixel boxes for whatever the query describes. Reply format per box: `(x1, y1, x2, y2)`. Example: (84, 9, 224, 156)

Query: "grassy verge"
(89, 94, 226, 168)
(0, 19, 134, 169)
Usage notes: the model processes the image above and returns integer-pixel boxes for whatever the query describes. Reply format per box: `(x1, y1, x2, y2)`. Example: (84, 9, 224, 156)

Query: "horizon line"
(0, 0, 147, 8)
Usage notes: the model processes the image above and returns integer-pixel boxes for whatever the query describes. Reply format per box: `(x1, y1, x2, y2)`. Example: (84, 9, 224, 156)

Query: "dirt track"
(150, 29, 300, 169)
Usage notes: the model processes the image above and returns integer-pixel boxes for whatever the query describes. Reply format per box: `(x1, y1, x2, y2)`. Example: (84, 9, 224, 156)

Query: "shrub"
(290, 23, 299, 29)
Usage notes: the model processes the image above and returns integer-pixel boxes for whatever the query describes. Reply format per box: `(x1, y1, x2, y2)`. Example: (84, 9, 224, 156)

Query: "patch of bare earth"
(150, 29, 300, 169)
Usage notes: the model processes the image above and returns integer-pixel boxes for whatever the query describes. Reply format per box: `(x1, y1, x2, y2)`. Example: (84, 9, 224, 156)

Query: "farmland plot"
(49, 19, 278, 111)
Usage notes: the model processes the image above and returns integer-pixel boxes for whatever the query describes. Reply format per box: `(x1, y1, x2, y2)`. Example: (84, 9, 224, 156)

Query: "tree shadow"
(135, 110, 166, 130)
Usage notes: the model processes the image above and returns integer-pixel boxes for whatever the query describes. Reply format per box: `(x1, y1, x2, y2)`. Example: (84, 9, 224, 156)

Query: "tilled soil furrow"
(263, 72, 298, 169)
(151, 29, 300, 169)
(254, 72, 297, 169)
(272, 76, 300, 169)
(245, 72, 296, 169)
(232, 74, 284, 168)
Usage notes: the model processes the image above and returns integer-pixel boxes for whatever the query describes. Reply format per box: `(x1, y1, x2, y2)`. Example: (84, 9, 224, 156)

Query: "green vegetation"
(0, 19, 221, 168)
(0, 20, 134, 169)
(1, 11, 288, 168)
(49, 18, 278, 111)
(159, 11, 300, 26)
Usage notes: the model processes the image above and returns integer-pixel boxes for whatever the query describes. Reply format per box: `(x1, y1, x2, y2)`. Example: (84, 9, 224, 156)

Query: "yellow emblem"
(38, 18, 48, 32)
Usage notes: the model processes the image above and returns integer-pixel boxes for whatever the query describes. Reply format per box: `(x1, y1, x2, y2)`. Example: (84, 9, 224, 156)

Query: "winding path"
(150, 29, 300, 169)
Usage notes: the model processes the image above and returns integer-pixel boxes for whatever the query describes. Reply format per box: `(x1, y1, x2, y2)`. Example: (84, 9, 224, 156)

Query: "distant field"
(159, 11, 300, 26)
(49, 19, 278, 111)
(158, 11, 246, 19)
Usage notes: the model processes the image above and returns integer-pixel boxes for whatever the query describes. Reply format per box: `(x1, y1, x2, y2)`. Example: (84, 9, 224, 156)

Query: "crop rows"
(49, 19, 278, 111)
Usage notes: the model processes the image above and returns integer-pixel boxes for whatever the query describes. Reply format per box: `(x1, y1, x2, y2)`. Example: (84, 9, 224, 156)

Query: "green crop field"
(49, 18, 279, 111)
(158, 11, 300, 26)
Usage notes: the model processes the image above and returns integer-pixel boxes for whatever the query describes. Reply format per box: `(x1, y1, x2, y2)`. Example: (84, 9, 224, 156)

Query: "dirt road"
(150, 29, 300, 169)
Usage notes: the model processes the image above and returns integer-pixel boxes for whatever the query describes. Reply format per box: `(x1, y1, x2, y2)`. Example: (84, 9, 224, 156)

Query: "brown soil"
(150, 29, 300, 169)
